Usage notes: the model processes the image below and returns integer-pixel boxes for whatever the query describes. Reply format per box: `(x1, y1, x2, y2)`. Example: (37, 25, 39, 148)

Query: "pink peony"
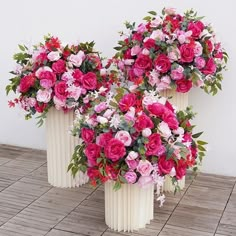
(104, 138, 126, 162)
(187, 21, 204, 38)
(170, 66, 184, 80)
(36, 89, 52, 103)
(115, 130, 132, 146)
(134, 54, 152, 70)
(154, 54, 171, 73)
(194, 57, 206, 69)
(47, 51, 61, 61)
(147, 102, 166, 117)
(126, 151, 139, 160)
(137, 160, 153, 176)
(138, 176, 153, 188)
(162, 111, 179, 130)
(54, 81, 68, 100)
(36, 67, 56, 89)
(96, 132, 113, 147)
(176, 79, 193, 93)
(94, 102, 107, 113)
(52, 59, 66, 74)
(126, 159, 138, 170)
(194, 42, 203, 57)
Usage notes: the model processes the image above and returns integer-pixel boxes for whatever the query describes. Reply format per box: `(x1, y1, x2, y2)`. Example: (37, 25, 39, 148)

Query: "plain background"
(0, 0, 235, 177)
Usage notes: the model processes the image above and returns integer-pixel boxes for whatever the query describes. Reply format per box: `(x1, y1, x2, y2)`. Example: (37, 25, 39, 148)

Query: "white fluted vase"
(46, 108, 88, 188)
(105, 181, 154, 232)
(160, 89, 188, 192)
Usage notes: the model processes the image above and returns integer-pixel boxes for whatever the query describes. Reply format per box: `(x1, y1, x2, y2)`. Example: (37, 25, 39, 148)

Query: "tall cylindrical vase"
(160, 90, 188, 192)
(105, 181, 154, 232)
(46, 108, 88, 188)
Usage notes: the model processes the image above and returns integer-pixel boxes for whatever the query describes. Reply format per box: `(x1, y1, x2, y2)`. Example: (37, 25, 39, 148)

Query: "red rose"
(124, 49, 132, 59)
(175, 159, 187, 180)
(187, 21, 204, 38)
(201, 58, 216, 75)
(97, 132, 113, 147)
(35, 102, 47, 113)
(164, 15, 183, 33)
(85, 143, 101, 167)
(162, 111, 179, 130)
(54, 81, 68, 100)
(134, 54, 152, 70)
(81, 128, 95, 144)
(119, 93, 136, 112)
(52, 59, 66, 74)
(205, 39, 213, 54)
(81, 72, 97, 90)
(143, 38, 158, 50)
(132, 33, 143, 42)
(36, 52, 48, 65)
(147, 102, 166, 117)
(19, 74, 36, 93)
(158, 156, 175, 175)
(180, 44, 195, 63)
(104, 138, 126, 162)
(134, 113, 154, 132)
(176, 79, 192, 93)
(154, 54, 171, 73)
(145, 133, 165, 156)
(72, 69, 83, 86)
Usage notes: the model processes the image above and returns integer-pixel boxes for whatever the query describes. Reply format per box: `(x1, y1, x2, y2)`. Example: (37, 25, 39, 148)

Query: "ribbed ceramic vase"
(160, 89, 188, 192)
(46, 108, 88, 188)
(104, 181, 154, 232)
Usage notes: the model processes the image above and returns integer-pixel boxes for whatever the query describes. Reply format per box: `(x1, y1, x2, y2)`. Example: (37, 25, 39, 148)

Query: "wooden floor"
(0, 144, 235, 236)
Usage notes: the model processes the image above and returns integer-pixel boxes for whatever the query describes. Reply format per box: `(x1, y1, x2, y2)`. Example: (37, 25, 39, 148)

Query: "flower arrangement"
(6, 35, 117, 125)
(113, 8, 228, 94)
(69, 88, 207, 198)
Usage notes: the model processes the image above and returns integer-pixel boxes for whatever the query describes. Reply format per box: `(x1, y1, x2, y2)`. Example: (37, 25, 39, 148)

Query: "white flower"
(97, 116, 108, 124)
(159, 121, 172, 139)
(110, 114, 121, 129)
(100, 68, 107, 76)
(36, 89, 52, 103)
(157, 194, 165, 207)
(47, 51, 61, 61)
(103, 109, 115, 119)
(169, 167, 176, 177)
(142, 128, 152, 137)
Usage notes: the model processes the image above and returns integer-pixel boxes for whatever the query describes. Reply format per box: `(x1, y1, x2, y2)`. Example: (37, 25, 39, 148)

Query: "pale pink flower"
(150, 17, 163, 27)
(194, 42, 203, 56)
(103, 109, 115, 119)
(150, 29, 165, 41)
(126, 151, 139, 160)
(148, 70, 160, 87)
(194, 57, 206, 69)
(35, 66, 52, 77)
(94, 102, 107, 113)
(115, 130, 132, 146)
(97, 116, 108, 124)
(61, 71, 74, 82)
(83, 95, 90, 104)
(53, 96, 66, 110)
(47, 51, 61, 61)
(168, 48, 180, 62)
(142, 128, 152, 137)
(124, 171, 137, 184)
(124, 107, 136, 122)
(158, 121, 172, 138)
(170, 66, 184, 80)
(36, 89, 52, 103)
(142, 48, 150, 55)
(137, 23, 147, 33)
(137, 160, 153, 176)
(169, 167, 176, 177)
(129, 85, 138, 92)
(126, 159, 138, 170)
(138, 176, 153, 188)
(27, 97, 36, 107)
(67, 85, 82, 100)
(69, 50, 85, 67)
(131, 45, 141, 56)
(124, 59, 134, 66)
(164, 7, 176, 15)
(100, 68, 107, 76)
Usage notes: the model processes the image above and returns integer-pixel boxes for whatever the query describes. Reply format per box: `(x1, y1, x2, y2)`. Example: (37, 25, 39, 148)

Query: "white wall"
(0, 0, 235, 176)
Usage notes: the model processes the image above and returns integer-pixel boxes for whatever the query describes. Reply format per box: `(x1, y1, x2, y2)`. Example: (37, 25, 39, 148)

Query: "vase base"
(162, 175, 185, 192)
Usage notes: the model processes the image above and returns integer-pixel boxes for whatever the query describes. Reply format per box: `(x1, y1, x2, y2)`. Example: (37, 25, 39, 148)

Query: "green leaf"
(197, 140, 208, 145)
(67, 163, 74, 172)
(143, 16, 152, 22)
(192, 132, 203, 139)
(148, 11, 157, 16)
(113, 181, 121, 191)
(18, 44, 25, 51)
(198, 145, 206, 152)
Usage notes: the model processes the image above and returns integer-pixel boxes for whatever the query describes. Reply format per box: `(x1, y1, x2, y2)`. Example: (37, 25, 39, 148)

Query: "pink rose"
(194, 57, 206, 69)
(36, 89, 52, 103)
(69, 50, 85, 67)
(19, 74, 36, 93)
(81, 128, 95, 144)
(96, 132, 113, 147)
(145, 133, 165, 156)
(104, 138, 126, 162)
(194, 42, 203, 57)
(154, 54, 171, 73)
(47, 51, 61, 61)
(147, 102, 166, 117)
(201, 58, 216, 75)
(126, 159, 138, 170)
(137, 160, 153, 176)
(175, 159, 187, 180)
(134, 113, 154, 132)
(52, 59, 66, 74)
(131, 45, 141, 56)
(126, 151, 139, 160)
(124, 171, 137, 184)
(158, 156, 175, 175)
(187, 21, 204, 38)
(119, 93, 136, 112)
(176, 79, 193, 93)
(36, 67, 56, 89)
(54, 81, 68, 100)
(168, 48, 180, 62)
(81, 72, 97, 90)
(137, 176, 153, 188)
(115, 130, 132, 146)
(84, 143, 101, 167)
(73, 69, 83, 86)
(170, 66, 184, 80)
(143, 38, 157, 50)
(94, 102, 107, 113)
(180, 44, 195, 63)
(134, 54, 152, 70)
(162, 111, 179, 130)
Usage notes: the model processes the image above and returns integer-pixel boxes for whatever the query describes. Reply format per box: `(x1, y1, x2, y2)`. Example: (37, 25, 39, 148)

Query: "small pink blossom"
(148, 70, 160, 87)
(124, 59, 134, 66)
(131, 45, 141, 56)
(194, 57, 206, 69)
(171, 66, 184, 80)
(150, 30, 165, 41)
(137, 23, 147, 33)
(97, 116, 108, 124)
(53, 95, 66, 110)
(124, 107, 136, 122)
(168, 48, 180, 62)
(100, 68, 107, 76)
(126, 159, 138, 170)
(150, 17, 163, 27)
(137, 160, 153, 176)
(94, 102, 107, 113)
(67, 85, 82, 100)
(103, 109, 115, 119)
(115, 130, 132, 146)
(142, 48, 150, 55)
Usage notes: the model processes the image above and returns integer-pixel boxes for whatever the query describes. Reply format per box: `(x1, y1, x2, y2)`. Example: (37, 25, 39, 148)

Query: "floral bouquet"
(113, 8, 228, 94)
(69, 88, 207, 200)
(6, 35, 117, 126)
